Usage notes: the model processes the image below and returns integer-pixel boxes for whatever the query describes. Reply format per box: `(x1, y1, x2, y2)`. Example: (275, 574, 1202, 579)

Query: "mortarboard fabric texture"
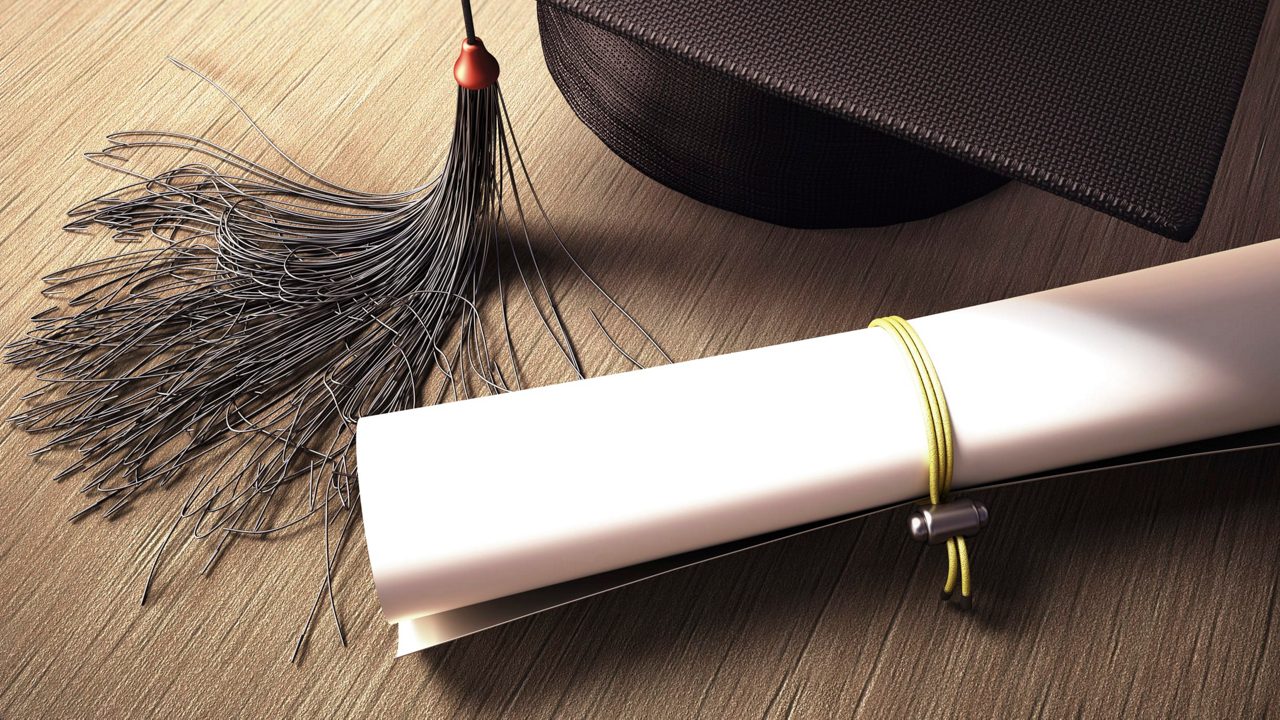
(538, 0, 1269, 240)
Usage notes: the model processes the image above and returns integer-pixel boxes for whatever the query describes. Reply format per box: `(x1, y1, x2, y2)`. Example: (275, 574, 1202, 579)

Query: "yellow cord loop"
(870, 316, 974, 606)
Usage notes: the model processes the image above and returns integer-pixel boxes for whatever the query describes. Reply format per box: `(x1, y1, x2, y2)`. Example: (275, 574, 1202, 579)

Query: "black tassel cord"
(6, 7, 666, 659)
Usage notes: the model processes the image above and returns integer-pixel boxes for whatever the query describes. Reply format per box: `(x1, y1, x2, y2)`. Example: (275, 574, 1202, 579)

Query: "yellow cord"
(870, 316, 971, 600)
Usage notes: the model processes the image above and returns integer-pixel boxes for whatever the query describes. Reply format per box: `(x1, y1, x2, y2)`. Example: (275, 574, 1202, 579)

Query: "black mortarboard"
(539, 0, 1269, 240)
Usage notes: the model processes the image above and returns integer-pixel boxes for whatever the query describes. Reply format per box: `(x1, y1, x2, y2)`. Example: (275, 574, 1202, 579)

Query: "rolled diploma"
(358, 239, 1280, 648)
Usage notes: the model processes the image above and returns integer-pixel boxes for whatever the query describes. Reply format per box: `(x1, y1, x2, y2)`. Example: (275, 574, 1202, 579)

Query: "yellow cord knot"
(870, 315, 978, 608)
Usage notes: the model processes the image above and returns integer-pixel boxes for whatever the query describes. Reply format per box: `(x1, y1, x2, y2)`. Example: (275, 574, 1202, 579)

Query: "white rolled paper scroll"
(358, 239, 1280, 655)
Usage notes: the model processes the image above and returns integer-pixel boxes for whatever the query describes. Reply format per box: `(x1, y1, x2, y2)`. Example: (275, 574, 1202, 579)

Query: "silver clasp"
(908, 498, 989, 545)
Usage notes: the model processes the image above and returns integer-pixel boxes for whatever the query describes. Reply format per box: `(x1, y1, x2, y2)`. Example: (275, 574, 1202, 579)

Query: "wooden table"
(2, 1, 1279, 717)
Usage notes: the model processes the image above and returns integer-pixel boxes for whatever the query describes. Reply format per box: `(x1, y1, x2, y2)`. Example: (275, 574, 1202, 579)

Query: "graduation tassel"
(5, 0, 663, 658)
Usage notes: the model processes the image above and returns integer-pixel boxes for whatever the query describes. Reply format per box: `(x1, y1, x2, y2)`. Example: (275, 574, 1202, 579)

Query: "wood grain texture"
(1, 0, 1279, 717)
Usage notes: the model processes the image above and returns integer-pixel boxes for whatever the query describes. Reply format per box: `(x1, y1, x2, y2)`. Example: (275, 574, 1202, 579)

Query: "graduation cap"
(539, 0, 1269, 240)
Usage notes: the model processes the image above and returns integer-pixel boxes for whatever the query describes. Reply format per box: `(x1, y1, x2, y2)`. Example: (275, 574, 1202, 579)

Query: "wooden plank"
(0, 0, 1277, 717)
